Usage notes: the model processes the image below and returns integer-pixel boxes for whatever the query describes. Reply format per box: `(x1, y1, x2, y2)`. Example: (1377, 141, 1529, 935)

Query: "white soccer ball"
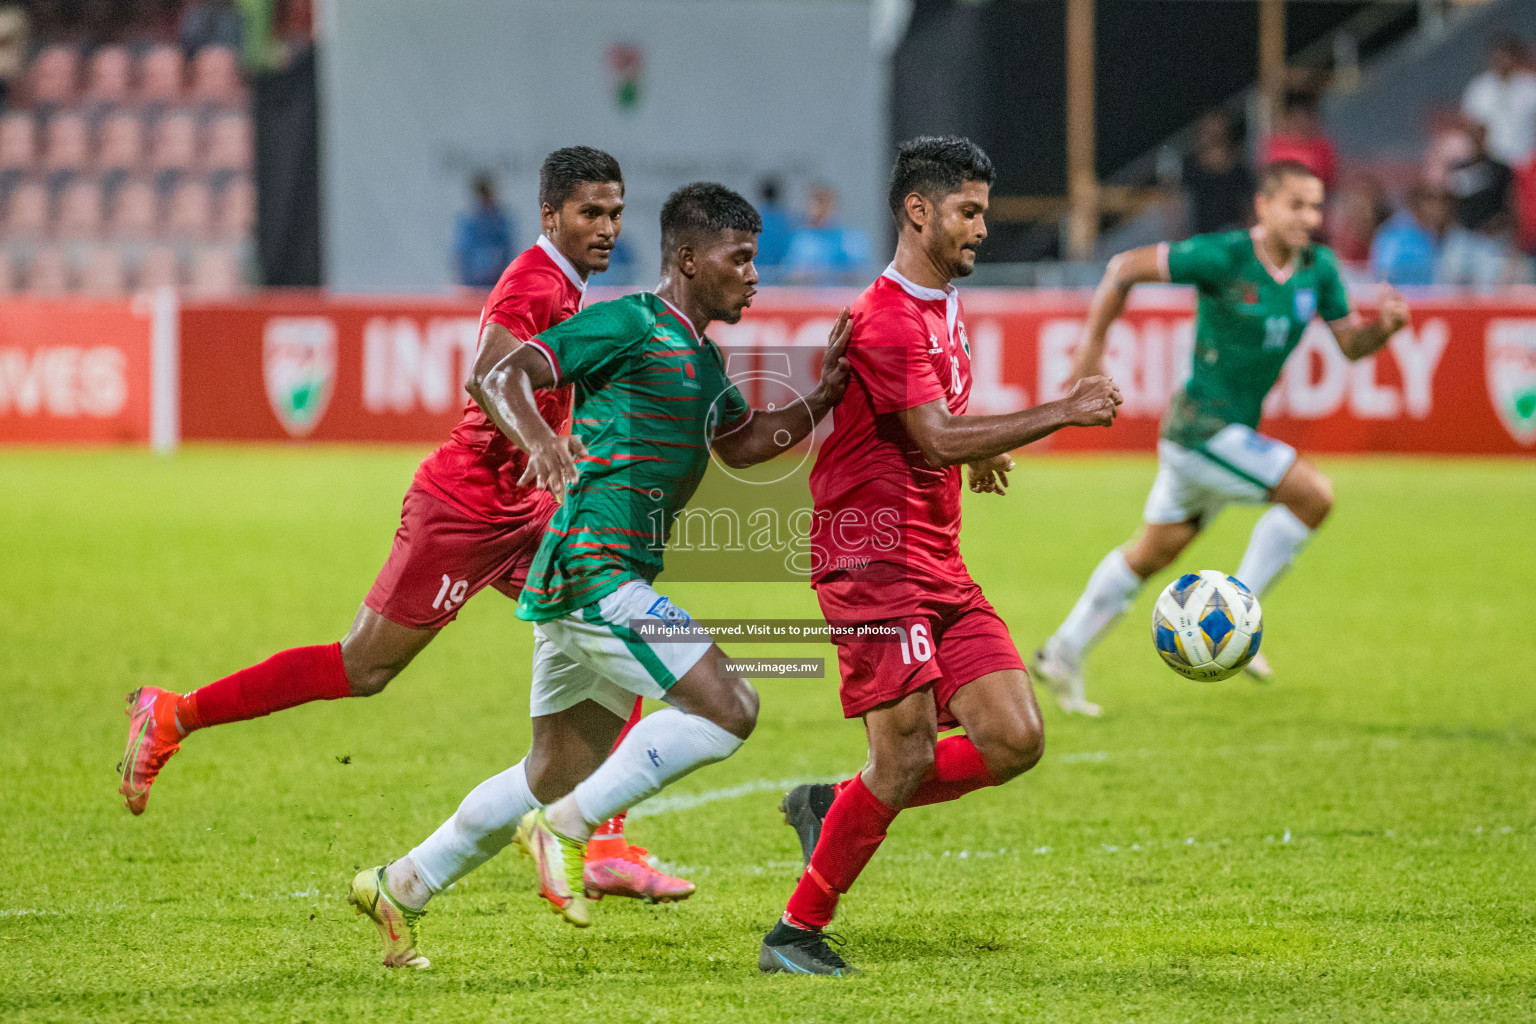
(1151, 570, 1263, 681)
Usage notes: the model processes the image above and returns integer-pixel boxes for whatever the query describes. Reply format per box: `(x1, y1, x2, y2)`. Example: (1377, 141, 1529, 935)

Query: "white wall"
(319, 0, 886, 293)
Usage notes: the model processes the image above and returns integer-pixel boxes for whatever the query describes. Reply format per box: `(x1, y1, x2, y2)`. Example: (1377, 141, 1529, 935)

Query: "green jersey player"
(1033, 160, 1411, 715)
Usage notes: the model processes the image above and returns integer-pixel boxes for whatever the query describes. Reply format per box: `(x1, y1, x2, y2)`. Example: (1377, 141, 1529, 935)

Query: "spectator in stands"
(0, 2, 26, 115)
(1437, 224, 1535, 290)
(1370, 184, 1454, 287)
(181, 0, 243, 58)
(1181, 110, 1253, 235)
(1461, 34, 1536, 169)
(782, 185, 871, 286)
(755, 178, 794, 276)
(1448, 120, 1514, 233)
(1330, 175, 1391, 265)
(1261, 93, 1337, 190)
(453, 174, 514, 290)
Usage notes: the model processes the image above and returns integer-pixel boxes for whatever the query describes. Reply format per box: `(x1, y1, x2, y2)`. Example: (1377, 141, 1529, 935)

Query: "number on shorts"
(897, 623, 934, 665)
(432, 574, 469, 611)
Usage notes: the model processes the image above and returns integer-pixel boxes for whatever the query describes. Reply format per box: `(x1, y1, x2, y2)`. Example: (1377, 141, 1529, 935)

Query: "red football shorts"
(364, 483, 555, 630)
(815, 570, 1025, 726)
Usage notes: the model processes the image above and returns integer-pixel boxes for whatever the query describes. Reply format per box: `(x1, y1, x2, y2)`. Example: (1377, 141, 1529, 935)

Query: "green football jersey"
(516, 292, 750, 621)
(1161, 229, 1350, 449)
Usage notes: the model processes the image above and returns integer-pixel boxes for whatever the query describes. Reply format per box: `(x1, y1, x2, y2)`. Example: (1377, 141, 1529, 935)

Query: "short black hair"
(539, 146, 623, 209)
(887, 135, 995, 224)
(659, 182, 762, 259)
(1259, 159, 1320, 196)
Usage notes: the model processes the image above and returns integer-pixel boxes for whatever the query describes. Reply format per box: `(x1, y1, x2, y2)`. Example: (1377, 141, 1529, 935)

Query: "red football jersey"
(414, 237, 582, 522)
(809, 265, 973, 590)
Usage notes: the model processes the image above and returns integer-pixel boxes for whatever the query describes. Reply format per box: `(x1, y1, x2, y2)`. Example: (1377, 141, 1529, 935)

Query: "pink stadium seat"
(96, 111, 145, 173)
(79, 244, 127, 296)
(190, 46, 244, 106)
(56, 177, 105, 237)
(187, 243, 244, 296)
(42, 112, 92, 174)
(137, 244, 180, 289)
(149, 110, 199, 173)
(29, 46, 80, 106)
(204, 113, 253, 173)
(84, 45, 133, 106)
(137, 45, 184, 104)
(166, 177, 213, 238)
(215, 176, 255, 239)
(26, 245, 72, 296)
(4, 179, 51, 238)
(108, 177, 159, 238)
(0, 113, 37, 173)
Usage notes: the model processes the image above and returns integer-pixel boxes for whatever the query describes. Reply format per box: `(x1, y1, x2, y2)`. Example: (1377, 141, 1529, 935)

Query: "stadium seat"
(190, 46, 244, 106)
(187, 243, 244, 296)
(215, 176, 255, 239)
(137, 44, 184, 105)
(78, 243, 127, 297)
(28, 45, 80, 107)
(136, 243, 180, 289)
(42, 113, 91, 175)
(25, 245, 72, 296)
(166, 177, 213, 238)
(3, 179, 51, 239)
(96, 111, 145, 174)
(56, 177, 105, 237)
(107, 176, 159, 238)
(204, 113, 253, 174)
(0, 112, 37, 174)
(84, 45, 133, 106)
(149, 110, 199, 174)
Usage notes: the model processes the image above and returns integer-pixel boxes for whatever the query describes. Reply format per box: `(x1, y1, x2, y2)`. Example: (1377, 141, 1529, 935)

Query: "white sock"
(1052, 548, 1146, 662)
(407, 759, 539, 894)
(566, 708, 743, 831)
(1236, 505, 1314, 599)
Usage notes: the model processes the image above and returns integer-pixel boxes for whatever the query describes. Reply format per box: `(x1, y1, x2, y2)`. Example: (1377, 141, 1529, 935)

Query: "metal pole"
(1258, 0, 1286, 142)
(1066, 0, 1097, 261)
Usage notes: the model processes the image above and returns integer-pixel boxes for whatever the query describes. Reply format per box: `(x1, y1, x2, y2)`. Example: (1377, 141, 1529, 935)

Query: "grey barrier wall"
(318, 0, 886, 293)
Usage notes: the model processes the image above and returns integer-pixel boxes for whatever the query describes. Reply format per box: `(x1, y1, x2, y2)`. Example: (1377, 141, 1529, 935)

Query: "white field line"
(627, 775, 841, 819)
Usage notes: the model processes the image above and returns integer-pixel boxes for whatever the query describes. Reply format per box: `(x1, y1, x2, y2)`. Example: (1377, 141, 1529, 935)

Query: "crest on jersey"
(1293, 288, 1316, 322)
(1486, 319, 1536, 446)
(957, 321, 971, 357)
(263, 317, 336, 437)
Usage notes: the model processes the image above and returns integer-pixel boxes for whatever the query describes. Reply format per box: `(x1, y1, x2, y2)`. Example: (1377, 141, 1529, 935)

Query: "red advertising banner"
(179, 293, 484, 442)
(0, 298, 155, 444)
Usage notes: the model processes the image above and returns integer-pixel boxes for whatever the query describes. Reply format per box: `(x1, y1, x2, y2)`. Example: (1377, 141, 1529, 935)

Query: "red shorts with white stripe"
(363, 482, 555, 630)
(814, 569, 1025, 728)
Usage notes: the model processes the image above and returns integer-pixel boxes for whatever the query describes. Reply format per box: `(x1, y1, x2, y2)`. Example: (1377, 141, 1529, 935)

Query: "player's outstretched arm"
(472, 344, 581, 502)
(711, 308, 853, 469)
(1072, 246, 1164, 380)
(1329, 284, 1411, 361)
(897, 375, 1124, 468)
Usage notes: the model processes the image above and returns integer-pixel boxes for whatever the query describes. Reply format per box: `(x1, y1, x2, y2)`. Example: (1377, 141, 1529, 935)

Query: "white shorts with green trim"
(1143, 424, 1297, 526)
(528, 580, 715, 720)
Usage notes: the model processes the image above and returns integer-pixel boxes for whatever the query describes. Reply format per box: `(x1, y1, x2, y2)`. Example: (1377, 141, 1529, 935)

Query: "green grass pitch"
(3, 447, 1534, 1022)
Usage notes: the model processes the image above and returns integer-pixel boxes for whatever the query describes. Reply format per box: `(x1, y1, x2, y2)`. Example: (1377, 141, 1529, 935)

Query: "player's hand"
(1062, 375, 1123, 427)
(565, 434, 589, 461)
(1375, 284, 1411, 334)
(811, 307, 853, 409)
(967, 453, 1014, 495)
(518, 434, 581, 503)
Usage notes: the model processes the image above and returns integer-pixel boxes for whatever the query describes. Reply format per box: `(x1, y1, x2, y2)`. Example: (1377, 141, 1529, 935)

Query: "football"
(1152, 570, 1263, 681)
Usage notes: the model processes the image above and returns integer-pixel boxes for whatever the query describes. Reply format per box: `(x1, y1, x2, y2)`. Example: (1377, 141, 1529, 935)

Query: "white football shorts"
(1143, 423, 1297, 526)
(528, 580, 716, 719)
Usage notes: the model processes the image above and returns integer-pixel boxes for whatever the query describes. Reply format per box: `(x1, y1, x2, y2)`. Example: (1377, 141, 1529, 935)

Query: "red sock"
(906, 735, 998, 807)
(590, 697, 644, 842)
(178, 643, 352, 732)
(784, 774, 897, 929)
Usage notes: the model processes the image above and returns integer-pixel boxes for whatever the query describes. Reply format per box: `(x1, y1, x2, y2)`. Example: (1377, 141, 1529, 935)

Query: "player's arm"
(1071, 245, 1165, 379)
(473, 344, 581, 502)
(711, 308, 853, 469)
(1328, 284, 1411, 362)
(896, 376, 1123, 468)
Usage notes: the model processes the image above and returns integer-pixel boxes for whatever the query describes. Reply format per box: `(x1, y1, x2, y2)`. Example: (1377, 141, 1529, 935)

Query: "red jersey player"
(117, 147, 694, 912)
(757, 136, 1124, 976)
